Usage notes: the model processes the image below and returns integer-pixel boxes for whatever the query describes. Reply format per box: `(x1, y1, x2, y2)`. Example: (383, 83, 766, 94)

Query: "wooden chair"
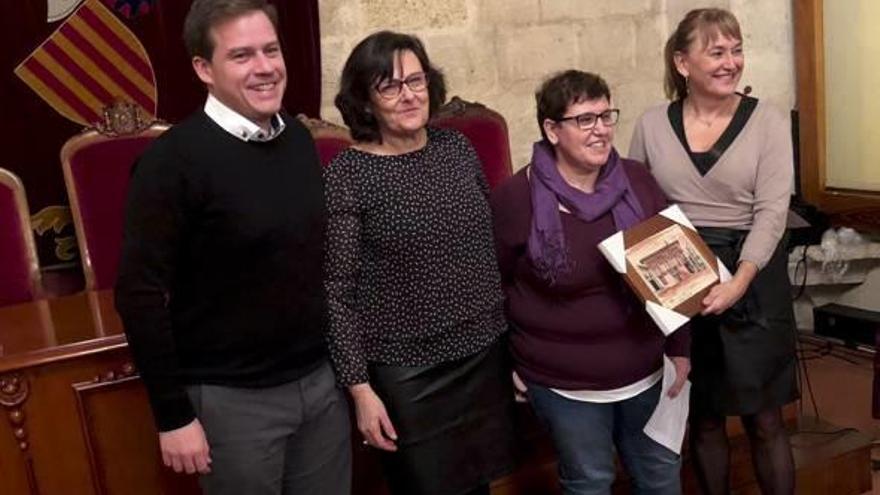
(61, 104, 169, 291)
(0, 168, 42, 306)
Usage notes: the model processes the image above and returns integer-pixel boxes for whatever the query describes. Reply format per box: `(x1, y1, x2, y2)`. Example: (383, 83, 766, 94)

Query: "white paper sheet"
(643, 356, 690, 455)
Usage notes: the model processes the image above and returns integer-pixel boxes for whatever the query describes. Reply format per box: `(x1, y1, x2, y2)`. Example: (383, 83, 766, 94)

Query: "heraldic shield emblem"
(14, 0, 158, 127)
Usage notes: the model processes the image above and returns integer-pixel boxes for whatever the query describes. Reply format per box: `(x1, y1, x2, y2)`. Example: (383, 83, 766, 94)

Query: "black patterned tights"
(690, 407, 794, 495)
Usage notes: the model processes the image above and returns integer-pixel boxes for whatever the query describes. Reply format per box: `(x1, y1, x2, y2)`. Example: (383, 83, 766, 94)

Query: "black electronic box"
(813, 303, 880, 348)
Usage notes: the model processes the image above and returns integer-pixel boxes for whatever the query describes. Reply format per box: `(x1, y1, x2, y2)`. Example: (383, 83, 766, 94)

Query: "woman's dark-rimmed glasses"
(556, 109, 620, 130)
(375, 72, 429, 99)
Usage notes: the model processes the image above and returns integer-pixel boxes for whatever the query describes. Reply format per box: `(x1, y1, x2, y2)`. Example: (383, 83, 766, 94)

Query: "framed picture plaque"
(598, 205, 732, 334)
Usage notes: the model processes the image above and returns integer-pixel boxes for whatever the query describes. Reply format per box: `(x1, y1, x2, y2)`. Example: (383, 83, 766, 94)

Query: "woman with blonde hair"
(630, 8, 797, 494)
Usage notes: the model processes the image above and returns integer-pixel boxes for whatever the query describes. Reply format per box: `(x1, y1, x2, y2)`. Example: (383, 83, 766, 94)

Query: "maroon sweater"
(491, 160, 690, 391)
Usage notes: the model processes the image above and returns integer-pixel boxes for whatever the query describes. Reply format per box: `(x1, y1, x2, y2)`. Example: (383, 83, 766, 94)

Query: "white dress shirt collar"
(203, 94, 286, 142)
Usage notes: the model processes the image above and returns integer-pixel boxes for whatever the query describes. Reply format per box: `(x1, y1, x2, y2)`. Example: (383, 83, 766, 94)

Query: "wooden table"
(0, 292, 557, 495)
(0, 292, 553, 495)
(0, 291, 198, 495)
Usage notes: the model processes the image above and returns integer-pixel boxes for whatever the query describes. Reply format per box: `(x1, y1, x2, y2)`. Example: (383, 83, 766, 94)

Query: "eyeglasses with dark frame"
(555, 109, 620, 130)
(374, 72, 429, 99)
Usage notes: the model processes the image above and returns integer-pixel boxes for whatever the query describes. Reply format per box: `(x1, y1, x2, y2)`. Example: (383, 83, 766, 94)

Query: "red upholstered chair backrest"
(298, 98, 513, 186)
(432, 97, 513, 189)
(296, 114, 354, 166)
(61, 125, 170, 291)
(0, 168, 41, 306)
(314, 136, 354, 167)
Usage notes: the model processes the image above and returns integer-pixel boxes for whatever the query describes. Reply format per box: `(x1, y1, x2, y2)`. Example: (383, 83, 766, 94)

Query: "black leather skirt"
(690, 228, 799, 416)
(369, 339, 517, 495)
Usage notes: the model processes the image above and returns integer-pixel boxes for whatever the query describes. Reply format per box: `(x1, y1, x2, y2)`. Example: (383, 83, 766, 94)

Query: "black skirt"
(690, 228, 799, 416)
(369, 340, 517, 495)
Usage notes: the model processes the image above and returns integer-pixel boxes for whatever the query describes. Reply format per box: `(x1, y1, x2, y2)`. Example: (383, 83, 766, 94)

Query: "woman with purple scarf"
(491, 70, 691, 495)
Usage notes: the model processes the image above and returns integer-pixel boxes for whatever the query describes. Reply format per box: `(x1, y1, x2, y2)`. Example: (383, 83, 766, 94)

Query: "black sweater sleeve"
(114, 138, 195, 432)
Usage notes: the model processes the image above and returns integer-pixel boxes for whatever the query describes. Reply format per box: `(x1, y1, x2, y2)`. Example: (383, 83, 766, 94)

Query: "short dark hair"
(183, 0, 279, 60)
(664, 8, 742, 100)
(535, 70, 611, 142)
(335, 31, 447, 143)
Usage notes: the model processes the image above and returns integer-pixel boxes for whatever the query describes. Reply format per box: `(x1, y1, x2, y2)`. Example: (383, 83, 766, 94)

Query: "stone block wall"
(317, 0, 795, 169)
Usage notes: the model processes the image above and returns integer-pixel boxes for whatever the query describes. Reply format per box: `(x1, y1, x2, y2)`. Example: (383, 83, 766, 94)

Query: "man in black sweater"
(114, 1, 351, 493)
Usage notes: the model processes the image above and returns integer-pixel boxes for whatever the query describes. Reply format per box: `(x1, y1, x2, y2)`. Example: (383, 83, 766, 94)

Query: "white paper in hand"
(643, 356, 690, 454)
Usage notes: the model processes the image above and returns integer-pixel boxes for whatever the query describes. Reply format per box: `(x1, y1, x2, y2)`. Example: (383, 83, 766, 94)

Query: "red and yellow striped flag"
(15, 0, 157, 126)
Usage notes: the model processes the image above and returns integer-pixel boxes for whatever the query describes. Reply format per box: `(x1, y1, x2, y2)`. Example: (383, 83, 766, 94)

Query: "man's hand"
(350, 383, 398, 451)
(667, 356, 691, 399)
(159, 419, 211, 474)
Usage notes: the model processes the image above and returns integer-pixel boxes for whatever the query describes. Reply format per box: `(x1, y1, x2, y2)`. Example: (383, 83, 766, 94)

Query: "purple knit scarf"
(527, 140, 645, 283)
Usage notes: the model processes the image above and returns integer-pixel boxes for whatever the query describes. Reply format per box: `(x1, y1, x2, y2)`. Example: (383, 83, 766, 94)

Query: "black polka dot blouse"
(323, 127, 507, 386)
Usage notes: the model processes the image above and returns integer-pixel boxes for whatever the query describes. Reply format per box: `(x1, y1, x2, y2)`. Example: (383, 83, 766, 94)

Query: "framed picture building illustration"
(599, 205, 732, 334)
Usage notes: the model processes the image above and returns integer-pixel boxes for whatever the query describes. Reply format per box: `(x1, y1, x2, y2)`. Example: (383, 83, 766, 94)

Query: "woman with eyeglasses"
(629, 9, 797, 495)
(324, 31, 516, 495)
(491, 70, 690, 494)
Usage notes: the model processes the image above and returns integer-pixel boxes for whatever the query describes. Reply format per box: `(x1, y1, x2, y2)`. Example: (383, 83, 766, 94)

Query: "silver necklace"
(686, 98, 736, 127)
